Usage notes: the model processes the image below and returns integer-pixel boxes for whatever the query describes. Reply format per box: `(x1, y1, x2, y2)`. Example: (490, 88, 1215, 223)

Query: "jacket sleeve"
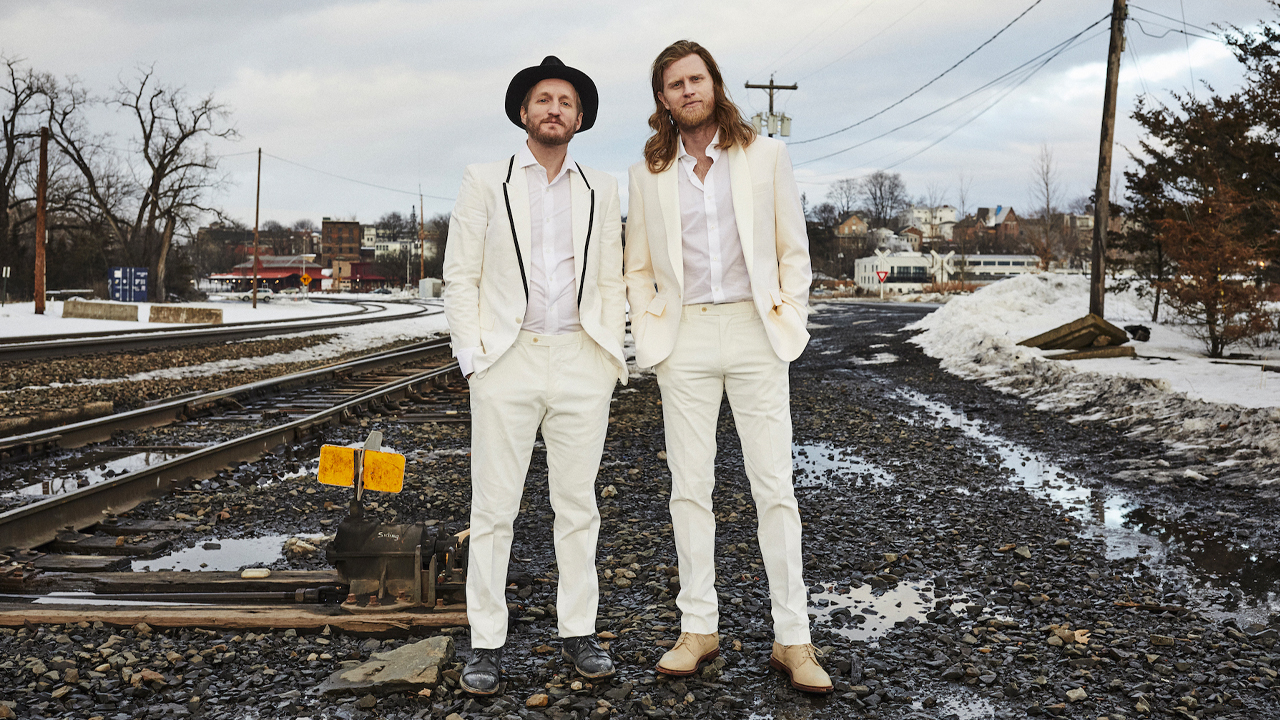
(773, 143, 812, 315)
(623, 166, 658, 319)
(597, 176, 627, 351)
(442, 165, 488, 368)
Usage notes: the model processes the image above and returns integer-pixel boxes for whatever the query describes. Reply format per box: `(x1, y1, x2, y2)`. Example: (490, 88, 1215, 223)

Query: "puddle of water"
(794, 442, 893, 488)
(898, 388, 1280, 613)
(136, 535, 315, 573)
(809, 581, 972, 644)
(850, 353, 898, 365)
(5, 451, 181, 499)
(911, 691, 997, 719)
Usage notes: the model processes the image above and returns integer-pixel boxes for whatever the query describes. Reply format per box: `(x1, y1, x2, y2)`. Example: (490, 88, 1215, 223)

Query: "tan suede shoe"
(769, 642, 833, 694)
(656, 632, 720, 676)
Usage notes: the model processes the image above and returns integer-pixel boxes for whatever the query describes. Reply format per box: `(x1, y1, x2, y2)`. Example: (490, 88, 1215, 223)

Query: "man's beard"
(671, 98, 714, 132)
(529, 119, 575, 146)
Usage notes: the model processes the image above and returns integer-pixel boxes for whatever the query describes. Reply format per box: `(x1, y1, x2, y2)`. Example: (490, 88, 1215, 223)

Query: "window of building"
(998, 261, 1011, 266)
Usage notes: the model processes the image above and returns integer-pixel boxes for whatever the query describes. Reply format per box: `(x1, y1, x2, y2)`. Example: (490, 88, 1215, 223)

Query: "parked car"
(371, 288, 393, 295)
(238, 288, 274, 302)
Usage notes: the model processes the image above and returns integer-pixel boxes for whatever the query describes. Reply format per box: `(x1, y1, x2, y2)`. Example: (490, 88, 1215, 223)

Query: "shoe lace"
(472, 647, 502, 663)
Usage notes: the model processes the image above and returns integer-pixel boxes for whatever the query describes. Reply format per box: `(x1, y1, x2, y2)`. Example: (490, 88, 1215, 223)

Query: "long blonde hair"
(643, 40, 756, 174)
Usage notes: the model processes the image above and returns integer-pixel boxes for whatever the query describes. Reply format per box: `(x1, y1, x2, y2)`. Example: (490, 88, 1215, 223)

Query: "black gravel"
(3, 300, 1280, 719)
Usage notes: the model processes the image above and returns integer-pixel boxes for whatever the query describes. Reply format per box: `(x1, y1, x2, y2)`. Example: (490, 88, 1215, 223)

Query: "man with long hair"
(443, 55, 626, 695)
(624, 40, 831, 694)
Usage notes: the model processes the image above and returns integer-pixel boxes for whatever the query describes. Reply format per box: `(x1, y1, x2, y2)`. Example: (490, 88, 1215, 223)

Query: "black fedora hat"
(505, 56, 599, 133)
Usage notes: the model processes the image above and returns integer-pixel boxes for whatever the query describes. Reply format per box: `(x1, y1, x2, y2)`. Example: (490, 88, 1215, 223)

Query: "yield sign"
(875, 270, 889, 283)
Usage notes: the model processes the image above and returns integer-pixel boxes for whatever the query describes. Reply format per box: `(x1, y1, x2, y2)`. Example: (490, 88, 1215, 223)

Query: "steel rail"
(0, 337, 454, 455)
(0, 302, 437, 363)
(0, 359, 461, 551)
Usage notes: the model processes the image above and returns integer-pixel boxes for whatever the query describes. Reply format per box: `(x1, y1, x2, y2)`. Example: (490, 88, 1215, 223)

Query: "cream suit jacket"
(443, 156, 627, 382)
(624, 135, 812, 368)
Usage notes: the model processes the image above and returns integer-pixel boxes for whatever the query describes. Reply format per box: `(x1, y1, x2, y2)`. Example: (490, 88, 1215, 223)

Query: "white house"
(896, 205, 958, 239)
(855, 251, 1041, 293)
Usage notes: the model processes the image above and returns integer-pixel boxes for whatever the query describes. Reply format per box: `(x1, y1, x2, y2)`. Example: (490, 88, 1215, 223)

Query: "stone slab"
(61, 299, 138, 322)
(148, 305, 223, 324)
(318, 635, 455, 696)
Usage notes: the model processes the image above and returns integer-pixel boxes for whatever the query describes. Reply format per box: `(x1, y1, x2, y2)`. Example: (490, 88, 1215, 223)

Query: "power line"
(260, 151, 455, 202)
(768, 0, 885, 78)
(798, 0, 932, 81)
(1129, 4, 1215, 35)
(794, 14, 1110, 168)
(1179, 0, 1197, 95)
(1128, 17, 1215, 42)
(791, 0, 1048, 145)
(750, 0, 871, 79)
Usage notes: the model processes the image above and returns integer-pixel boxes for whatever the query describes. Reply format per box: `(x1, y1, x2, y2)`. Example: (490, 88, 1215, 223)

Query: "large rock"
(318, 635, 454, 697)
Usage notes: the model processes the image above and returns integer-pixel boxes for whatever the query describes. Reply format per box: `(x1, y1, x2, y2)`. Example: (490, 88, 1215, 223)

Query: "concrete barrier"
(149, 305, 223, 324)
(61, 299, 138, 322)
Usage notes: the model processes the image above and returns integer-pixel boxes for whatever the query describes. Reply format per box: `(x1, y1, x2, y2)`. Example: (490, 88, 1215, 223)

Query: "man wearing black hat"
(442, 56, 626, 695)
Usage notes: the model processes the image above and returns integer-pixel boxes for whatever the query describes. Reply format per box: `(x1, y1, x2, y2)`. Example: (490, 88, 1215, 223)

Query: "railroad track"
(0, 299, 437, 362)
(0, 338, 466, 552)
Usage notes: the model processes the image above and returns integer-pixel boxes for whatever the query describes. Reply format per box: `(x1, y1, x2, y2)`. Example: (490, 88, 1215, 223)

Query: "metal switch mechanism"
(320, 431, 468, 613)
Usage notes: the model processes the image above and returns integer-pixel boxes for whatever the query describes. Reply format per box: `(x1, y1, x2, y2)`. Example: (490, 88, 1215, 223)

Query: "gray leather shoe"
(562, 635, 616, 678)
(460, 646, 503, 695)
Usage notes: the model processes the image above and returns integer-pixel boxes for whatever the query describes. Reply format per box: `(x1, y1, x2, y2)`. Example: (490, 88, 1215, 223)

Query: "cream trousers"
(466, 330, 617, 649)
(655, 301, 812, 646)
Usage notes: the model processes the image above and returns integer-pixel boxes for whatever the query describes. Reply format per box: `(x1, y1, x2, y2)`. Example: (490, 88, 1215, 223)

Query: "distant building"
(854, 251, 1040, 293)
(834, 213, 868, 238)
(896, 205, 957, 239)
(206, 255, 324, 291)
(321, 218, 362, 264)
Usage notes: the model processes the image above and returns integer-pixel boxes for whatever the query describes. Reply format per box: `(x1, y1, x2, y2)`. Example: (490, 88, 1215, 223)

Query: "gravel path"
(3, 302, 1279, 719)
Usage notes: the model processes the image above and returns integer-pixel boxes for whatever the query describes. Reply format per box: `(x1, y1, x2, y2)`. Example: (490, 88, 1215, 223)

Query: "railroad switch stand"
(320, 431, 468, 613)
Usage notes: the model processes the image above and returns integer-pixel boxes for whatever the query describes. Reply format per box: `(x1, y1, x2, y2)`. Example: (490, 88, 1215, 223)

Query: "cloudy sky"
(2, 0, 1269, 228)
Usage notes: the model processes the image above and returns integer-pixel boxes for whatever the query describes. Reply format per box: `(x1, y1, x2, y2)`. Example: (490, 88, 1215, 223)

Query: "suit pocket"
(480, 311, 496, 330)
(645, 297, 667, 317)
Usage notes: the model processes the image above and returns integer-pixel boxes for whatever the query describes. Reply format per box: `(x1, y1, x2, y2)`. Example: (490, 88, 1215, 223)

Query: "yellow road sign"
(300, 274, 312, 286)
(318, 445, 405, 493)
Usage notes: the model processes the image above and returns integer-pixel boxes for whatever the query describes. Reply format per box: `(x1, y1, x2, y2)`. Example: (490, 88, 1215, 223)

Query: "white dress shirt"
(677, 131, 752, 305)
(455, 142, 581, 377)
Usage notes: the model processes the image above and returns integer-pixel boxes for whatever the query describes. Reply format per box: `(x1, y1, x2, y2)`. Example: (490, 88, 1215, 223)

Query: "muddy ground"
(3, 300, 1280, 720)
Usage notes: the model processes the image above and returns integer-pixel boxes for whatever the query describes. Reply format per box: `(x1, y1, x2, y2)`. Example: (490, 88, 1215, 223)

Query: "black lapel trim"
(502, 155, 529, 302)
(575, 163, 594, 308)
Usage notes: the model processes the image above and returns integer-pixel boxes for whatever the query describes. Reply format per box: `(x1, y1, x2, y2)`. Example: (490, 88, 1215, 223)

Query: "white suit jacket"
(624, 135, 812, 368)
(443, 156, 627, 382)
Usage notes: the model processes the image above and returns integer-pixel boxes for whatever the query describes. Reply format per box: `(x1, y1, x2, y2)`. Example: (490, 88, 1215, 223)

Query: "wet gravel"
(4, 301, 1280, 719)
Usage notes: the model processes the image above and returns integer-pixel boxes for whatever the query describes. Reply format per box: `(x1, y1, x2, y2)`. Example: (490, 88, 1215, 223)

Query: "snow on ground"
(2, 301, 449, 391)
(908, 274, 1280, 474)
(0, 297, 362, 338)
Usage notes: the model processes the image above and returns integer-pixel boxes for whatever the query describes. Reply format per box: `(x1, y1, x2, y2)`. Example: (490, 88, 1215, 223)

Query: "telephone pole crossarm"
(744, 79, 798, 138)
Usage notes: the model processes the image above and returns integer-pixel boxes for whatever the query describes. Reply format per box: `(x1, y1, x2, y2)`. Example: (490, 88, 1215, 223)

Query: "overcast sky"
(2, 0, 1269, 228)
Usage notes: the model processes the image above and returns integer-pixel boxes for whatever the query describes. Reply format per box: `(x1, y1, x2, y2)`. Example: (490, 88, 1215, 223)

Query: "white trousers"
(466, 330, 617, 649)
(655, 301, 812, 646)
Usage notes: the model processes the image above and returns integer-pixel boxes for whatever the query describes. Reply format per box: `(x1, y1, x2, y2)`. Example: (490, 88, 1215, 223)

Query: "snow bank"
(908, 274, 1280, 471)
(0, 298, 360, 339)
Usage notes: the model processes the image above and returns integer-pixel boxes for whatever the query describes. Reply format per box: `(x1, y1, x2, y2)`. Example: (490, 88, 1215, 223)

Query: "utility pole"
(745, 77, 797, 137)
(418, 189, 425, 284)
(1090, 0, 1126, 317)
(252, 148, 261, 309)
(34, 127, 48, 315)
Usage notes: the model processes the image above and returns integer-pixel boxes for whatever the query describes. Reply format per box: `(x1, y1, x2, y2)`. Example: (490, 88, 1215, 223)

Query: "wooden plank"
(0, 602, 468, 632)
(19, 569, 342, 594)
(1019, 313, 1129, 350)
(32, 555, 131, 572)
(1049, 346, 1137, 361)
(48, 533, 171, 557)
(91, 519, 196, 536)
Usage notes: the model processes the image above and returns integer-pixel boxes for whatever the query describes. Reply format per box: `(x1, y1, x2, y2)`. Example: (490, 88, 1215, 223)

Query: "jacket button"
(515, 317, 522, 323)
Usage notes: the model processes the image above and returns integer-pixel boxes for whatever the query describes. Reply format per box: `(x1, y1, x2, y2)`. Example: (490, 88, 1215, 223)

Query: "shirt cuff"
(454, 346, 480, 377)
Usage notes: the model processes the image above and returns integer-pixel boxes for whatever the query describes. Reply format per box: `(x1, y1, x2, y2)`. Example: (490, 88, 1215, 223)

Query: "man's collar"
(518, 140, 575, 183)
(677, 129, 722, 164)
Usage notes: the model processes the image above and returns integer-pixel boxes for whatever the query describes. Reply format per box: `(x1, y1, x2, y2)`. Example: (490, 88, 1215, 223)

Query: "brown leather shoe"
(769, 642, 833, 694)
(656, 632, 720, 676)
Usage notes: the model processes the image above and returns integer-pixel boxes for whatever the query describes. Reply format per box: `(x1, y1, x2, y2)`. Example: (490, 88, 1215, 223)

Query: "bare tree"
(825, 178, 859, 216)
(1028, 143, 1062, 268)
(1, 56, 55, 282)
(50, 67, 236, 300)
(858, 170, 908, 228)
(955, 171, 974, 220)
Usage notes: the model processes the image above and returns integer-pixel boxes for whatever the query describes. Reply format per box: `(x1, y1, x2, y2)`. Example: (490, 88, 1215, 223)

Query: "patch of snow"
(908, 274, 1280, 472)
(0, 298, 365, 338)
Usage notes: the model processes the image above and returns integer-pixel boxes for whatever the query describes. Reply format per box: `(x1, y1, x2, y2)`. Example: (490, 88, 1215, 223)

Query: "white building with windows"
(854, 251, 1040, 293)
(897, 205, 958, 239)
